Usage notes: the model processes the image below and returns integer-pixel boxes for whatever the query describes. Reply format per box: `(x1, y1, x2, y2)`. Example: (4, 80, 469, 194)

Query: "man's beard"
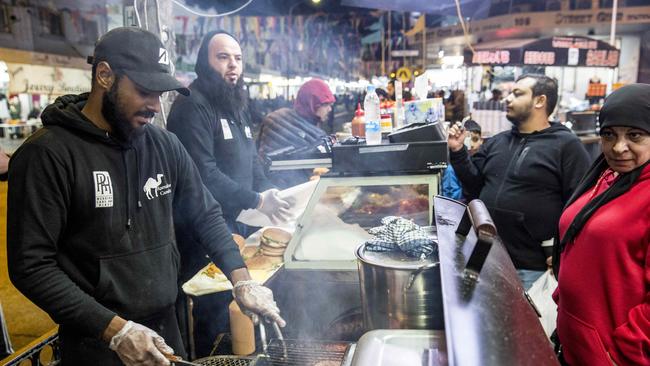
(506, 102, 532, 126)
(102, 81, 151, 143)
(197, 69, 248, 115)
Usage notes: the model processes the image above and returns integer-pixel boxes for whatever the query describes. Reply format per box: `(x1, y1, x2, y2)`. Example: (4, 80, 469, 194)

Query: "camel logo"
(143, 173, 172, 200)
(93, 171, 113, 208)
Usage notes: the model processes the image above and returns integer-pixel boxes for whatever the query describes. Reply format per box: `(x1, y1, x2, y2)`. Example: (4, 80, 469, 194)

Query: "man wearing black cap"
(7, 27, 284, 366)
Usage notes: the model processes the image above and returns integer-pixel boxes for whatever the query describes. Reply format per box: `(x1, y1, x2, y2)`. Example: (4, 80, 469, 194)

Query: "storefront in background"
(464, 35, 619, 110)
(6, 63, 91, 97)
(0, 47, 91, 121)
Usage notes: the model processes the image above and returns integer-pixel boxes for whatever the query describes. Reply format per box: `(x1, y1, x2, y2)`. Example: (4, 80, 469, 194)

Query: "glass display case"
(283, 173, 440, 270)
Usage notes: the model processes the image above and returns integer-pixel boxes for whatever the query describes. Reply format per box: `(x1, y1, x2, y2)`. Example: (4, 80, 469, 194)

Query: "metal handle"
(259, 321, 267, 353)
(259, 318, 287, 360)
(258, 318, 285, 351)
(468, 199, 497, 239)
(405, 262, 439, 290)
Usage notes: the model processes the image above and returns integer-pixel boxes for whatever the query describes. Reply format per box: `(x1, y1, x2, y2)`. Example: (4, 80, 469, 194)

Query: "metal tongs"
(259, 317, 287, 360)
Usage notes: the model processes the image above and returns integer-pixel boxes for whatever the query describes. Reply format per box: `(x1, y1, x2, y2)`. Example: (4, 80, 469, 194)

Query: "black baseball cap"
(88, 27, 189, 96)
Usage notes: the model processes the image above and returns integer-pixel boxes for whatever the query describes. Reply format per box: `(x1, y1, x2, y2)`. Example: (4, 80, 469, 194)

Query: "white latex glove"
(109, 320, 172, 366)
(232, 280, 286, 327)
(257, 189, 291, 224)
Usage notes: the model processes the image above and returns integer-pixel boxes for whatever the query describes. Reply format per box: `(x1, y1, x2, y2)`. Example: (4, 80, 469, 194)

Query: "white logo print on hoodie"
(143, 174, 172, 200)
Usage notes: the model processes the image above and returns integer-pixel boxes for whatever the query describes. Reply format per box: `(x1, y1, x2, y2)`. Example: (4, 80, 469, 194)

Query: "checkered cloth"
(365, 216, 437, 258)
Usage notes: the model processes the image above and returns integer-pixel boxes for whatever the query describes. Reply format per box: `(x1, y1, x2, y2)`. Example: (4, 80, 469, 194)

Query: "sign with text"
(472, 50, 511, 65)
(523, 51, 555, 65)
(391, 49, 420, 57)
(423, 6, 650, 43)
(123, 5, 138, 27)
(8, 63, 91, 95)
(464, 36, 618, 67)
(585, 49, 619, 67)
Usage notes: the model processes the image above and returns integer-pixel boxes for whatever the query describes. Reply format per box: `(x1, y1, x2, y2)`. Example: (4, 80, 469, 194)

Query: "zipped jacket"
(167, 83, 274, 224)
(7, 93, 245, 339)
(450, 123, 590, 270)
(554, 164, 650, 365)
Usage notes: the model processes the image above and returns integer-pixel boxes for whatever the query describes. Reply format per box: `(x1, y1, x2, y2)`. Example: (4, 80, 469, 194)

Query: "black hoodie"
(167, 30, 274, 227)
(7, 93, 245, 339)
(450, 122, 591, 270)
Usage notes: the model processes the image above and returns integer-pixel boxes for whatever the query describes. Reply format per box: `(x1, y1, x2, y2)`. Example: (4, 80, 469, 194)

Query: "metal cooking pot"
(355, 227, 443, 331)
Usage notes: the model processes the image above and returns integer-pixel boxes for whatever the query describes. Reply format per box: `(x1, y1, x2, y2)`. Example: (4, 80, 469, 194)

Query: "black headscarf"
(598, 83, 650, 133)
(194, 30, 238, 79)
(553, 83, 650, 276)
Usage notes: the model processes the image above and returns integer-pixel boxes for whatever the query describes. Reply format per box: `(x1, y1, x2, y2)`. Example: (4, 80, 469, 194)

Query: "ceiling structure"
(181, 0, 362, 16)
(180, 0, 488, 18)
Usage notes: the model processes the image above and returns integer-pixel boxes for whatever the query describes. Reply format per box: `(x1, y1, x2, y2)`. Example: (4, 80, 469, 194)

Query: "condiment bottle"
(351, 102, 365, 137)
(229, 300, 255, 355)
(380, 101, 393, 133)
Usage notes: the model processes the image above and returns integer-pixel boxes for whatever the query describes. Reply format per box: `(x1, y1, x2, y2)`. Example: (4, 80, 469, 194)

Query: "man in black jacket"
(7, 27, 284, 366)
(448, 74, 591, 289)
(167, 31, 289, 234)
(166, 30, 291, 358)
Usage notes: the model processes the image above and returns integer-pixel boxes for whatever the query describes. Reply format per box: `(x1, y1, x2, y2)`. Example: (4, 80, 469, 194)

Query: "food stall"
(181, 129, 558, 365)
(5, 139, 558, 366)
(223, 195, 558, 366)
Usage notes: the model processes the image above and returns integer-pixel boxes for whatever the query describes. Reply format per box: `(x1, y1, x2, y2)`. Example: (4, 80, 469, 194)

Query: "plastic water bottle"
(364, 85, 382, 145)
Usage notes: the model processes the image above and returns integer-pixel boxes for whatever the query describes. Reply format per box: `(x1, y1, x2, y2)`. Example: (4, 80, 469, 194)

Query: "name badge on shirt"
(220, 118, 233, 140)
(244, 126, 253, 139)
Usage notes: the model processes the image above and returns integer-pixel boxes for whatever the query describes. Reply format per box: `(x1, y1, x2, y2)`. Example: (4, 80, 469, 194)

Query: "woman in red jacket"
(553, 83, 650, 365)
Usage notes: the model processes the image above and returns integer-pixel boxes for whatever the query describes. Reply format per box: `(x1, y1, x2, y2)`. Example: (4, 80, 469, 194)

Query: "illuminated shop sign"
(585, 50, 620, 67)
(523, 51, 555, 65)
(551, 36, 598, 49)
(472, 50, 510, 65)
(465, 36, 618, 67)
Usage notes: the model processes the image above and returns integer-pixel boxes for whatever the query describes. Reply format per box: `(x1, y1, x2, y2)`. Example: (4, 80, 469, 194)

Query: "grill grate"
(193, 355, 255, 366)
(261, 339, 350, 366)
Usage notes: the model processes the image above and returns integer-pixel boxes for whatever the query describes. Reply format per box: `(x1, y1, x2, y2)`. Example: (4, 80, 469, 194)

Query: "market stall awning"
(464, 36, 619, 68)
(7, 63, 91, 96)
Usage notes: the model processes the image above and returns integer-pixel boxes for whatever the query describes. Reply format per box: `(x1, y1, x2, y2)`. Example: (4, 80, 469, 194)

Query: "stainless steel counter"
(434, 196, 558, 366)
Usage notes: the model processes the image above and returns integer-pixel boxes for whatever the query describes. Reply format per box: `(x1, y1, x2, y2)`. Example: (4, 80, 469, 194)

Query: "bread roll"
(260, 228, 291, 249)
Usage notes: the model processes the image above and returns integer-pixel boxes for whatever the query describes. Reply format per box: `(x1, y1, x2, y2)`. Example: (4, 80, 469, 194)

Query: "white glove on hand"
(257, 189, 291, 224)
(232, 280, 286, 327)
(109, 321, 172, 366)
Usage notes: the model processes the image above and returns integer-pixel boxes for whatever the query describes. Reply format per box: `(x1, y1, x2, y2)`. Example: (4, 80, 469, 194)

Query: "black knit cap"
(88, 27, 189, 96)
(599, 83, 650, 133)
